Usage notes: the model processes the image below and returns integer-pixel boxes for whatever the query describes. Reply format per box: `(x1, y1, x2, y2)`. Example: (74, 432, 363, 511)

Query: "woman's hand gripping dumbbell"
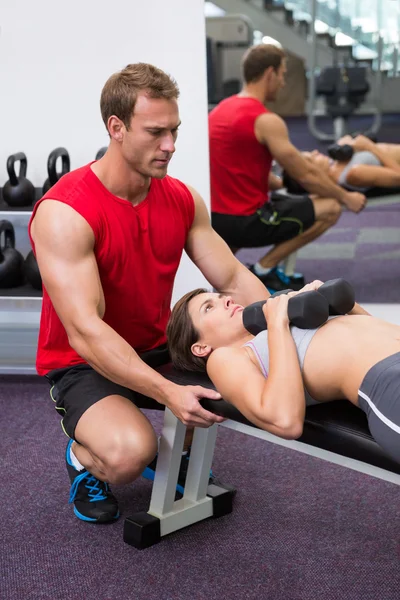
(242, 289, 329, 335)
(242, 278, 355, 335)
(298, 278, 355, 315)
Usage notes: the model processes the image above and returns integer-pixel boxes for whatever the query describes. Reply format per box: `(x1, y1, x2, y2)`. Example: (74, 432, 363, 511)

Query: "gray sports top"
(337, 150, 381, 192)
(244, 325, 321, 406)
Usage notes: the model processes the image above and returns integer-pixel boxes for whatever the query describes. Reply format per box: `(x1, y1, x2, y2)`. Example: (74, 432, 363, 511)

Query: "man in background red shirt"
(209, 44, 366, 292)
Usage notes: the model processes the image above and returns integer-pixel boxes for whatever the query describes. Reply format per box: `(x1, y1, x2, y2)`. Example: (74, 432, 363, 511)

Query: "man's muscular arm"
(31, 200, 224, 427)
(255, 113, 366, 213)
(184, 186, 270, 305)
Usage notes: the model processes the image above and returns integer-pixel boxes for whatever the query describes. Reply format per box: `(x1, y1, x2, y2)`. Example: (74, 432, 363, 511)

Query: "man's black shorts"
(45, 344, 170, 440)
(211, 192, 315, 249)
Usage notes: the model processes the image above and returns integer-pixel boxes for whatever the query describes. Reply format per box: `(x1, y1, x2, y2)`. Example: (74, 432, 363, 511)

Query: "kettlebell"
(42, 147, 70, 194)
(2, 153, 36, 208)
(24, 250, 42, 291)
(95, 146, 108, 160)
(0, 220, 25, 288)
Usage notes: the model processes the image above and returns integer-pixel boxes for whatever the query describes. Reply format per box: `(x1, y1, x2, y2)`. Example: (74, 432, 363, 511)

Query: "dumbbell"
(318, 278, 355, 315)
(242, 290, 329, 336)
(275, 278, 355, 316)
(327, 143, 354, 162)
(242, 278, 355, 336)
(327, 132, 378, 163)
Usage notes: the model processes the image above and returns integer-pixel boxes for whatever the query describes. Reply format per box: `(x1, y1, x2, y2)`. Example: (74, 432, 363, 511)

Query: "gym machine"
(206, 15, 253, 106)
(307, 0, 382, 142)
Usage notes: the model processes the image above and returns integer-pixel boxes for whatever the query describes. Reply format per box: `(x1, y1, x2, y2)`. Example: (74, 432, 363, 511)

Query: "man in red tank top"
(209, 44, 366, 292)
(29, 63, 270, 524)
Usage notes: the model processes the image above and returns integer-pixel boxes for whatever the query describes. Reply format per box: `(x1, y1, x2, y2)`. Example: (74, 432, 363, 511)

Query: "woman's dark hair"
(167, 288, 209, 372)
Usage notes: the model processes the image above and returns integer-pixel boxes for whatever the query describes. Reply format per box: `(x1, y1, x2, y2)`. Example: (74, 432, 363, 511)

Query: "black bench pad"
(134, 364, 400, 476)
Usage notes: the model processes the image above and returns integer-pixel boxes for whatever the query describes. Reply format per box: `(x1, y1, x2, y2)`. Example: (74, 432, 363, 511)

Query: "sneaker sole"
(73, 506, 120, 523)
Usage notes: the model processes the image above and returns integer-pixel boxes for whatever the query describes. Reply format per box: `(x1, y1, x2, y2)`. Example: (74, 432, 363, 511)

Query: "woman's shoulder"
(206, 344, 265, 391)
(207, 345, 253, 376)
(208, 345, 248, 366)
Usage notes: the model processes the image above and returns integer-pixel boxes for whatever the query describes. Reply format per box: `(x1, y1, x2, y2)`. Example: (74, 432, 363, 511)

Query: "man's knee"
(101, 429, 158, 485)
(314, 198, 342, 225)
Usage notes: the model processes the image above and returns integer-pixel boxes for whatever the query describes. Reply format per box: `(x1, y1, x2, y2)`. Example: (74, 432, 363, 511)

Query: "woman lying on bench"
(283, 135, 400, 194)
(167, 283, 400, 464)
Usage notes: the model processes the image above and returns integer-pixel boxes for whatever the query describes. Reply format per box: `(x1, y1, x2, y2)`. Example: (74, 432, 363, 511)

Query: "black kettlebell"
(96, 147, 108, 160)
(42, 147, 70, 194)
(0, 220, 25, 288)
(2, 153, 36, 208)
(24, 250, 42, 291)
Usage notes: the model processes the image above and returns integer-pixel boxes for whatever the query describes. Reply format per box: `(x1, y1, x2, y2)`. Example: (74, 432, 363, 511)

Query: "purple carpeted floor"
(2, 115, 400, 599)
(1, 376, 400, 600)
(236, 199, 400, 303)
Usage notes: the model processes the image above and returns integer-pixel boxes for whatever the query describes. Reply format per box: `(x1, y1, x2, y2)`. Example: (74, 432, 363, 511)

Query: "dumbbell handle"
(242, 290, 329, 336)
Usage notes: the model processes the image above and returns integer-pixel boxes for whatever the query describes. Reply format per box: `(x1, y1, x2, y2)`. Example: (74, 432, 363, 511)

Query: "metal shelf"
(0, 192, 42, 373)
(0, 210, 32, 216)
(0, 295, 41, 374)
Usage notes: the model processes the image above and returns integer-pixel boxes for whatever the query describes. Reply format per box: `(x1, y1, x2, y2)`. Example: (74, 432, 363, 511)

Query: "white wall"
(0, 0, 211, 303)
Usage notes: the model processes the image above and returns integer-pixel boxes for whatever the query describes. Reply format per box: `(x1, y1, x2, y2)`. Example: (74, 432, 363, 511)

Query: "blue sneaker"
(249, 265, 305, 293)
(142, 453, 190, 497)
(66, 439, 119, 523)
(276, 267, 305, 288)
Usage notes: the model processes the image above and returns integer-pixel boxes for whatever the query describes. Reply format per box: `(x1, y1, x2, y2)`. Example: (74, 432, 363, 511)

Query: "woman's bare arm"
(349, 136, 400, 172)
(346, 165, 400, 189)
(207, 296, 306, 439)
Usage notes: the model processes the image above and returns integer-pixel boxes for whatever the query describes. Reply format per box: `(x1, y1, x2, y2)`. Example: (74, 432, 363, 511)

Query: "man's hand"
(336, 135, 354, 146)
(164, 384, 226, 428)
(342, 191, 366, 213)
(336, 135, 374, 153)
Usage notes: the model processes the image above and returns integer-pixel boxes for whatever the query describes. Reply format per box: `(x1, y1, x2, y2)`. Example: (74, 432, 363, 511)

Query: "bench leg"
(124, 408, 233, 549)
(282, 251, 298, 277)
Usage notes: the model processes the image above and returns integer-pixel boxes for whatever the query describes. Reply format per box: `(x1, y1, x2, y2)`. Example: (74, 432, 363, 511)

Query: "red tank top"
(28, 164, 195, 375)
(209, 96, 273, 216)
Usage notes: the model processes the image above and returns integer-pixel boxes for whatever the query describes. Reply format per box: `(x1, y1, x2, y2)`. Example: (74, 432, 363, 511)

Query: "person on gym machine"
(209, 44, 367, 293)
(284, 135, 400, 194)
(28, 62, 271, 524)
(167, 283, 400, 465)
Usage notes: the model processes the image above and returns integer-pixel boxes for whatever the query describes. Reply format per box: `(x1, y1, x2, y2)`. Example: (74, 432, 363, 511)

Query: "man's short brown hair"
(167, 288, 209, 372)
(100, 62, 180, 131)
(241, 44, 285, 84)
